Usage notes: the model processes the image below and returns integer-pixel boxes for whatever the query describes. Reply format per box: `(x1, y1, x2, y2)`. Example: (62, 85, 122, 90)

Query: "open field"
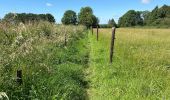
(1, 24, 170, 100)
(0, 1, 169, 99)
(87, 28, 170, 100)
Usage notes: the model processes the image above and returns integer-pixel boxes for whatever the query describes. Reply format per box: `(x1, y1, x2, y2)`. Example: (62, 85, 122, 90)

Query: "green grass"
(0, 22, 89, 100)
(87, 28, 170, 100)
(1, 21, 170, 100)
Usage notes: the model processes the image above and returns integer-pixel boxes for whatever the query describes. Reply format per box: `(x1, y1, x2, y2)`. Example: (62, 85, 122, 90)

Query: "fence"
(91, 26, 116, 63)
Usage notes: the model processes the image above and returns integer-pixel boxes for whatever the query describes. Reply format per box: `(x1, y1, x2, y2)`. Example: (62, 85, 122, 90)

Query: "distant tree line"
(100, 5, 170, 28)
(2, 13, 55, 23)
(2, 5, 169, 28)
(143, 5, 170, 27)
(118, 10, 143, 27)
(99, 19, 117, 28)
(61, 7, 99, 28)
(118, 5, 170, 27)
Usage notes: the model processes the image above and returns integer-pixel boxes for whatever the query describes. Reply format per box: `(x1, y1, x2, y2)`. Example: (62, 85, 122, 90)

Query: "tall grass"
(87, 28, 170, 100)
(0, 21, 89, 99)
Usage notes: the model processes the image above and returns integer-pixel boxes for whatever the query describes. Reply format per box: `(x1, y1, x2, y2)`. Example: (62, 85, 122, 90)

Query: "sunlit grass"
(87, 28, 170, 100)
(0, 21, 88, 99)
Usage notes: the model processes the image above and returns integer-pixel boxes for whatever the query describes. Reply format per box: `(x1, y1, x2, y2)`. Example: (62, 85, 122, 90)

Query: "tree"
(151, 6, 159, 19)
(78, 7, 97, 28)
(39, 14, 47, 21)
(141, 11, 150, 19)
(3, 13, 16, 22)
(46, 13, 55, 23)
(117, 5, 170, 27)
(92, 15, 99, 27)
(143, 5, 170, 26)
(108, 19, 117, 28)
(140, 11, 150, 25)
(61, 10, 77, 25)
(118, 10, 143, 27)
(3, 13, 55, 23)
(157, 5, 169, 18)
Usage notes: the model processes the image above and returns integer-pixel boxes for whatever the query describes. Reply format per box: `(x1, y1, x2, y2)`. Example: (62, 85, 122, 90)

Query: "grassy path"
(86, 30, 112, 100)
(86, 28, 170, 100)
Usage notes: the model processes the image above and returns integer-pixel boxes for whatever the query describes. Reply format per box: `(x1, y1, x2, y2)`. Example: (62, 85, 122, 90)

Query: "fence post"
(17, 70, 22, 85)
(91, 26, 93, 35)
(110, 27, 116, 63)
(97, 25, 99, 41)
(64, 33, 67, 46)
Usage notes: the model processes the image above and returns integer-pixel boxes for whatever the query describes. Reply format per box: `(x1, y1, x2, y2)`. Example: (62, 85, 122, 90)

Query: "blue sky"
(0, 0, 169, 24)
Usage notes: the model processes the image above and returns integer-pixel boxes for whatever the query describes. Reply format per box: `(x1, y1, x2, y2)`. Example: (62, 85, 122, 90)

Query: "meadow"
(87, 28, 170, 100)
(0, 21, 170, 100)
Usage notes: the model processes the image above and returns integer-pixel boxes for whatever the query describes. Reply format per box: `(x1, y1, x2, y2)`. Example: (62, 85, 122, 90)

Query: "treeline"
(101, 5, 170, 28)
(1, 5, 169, 28)
(118, 5, 170, 27)
(1, 6, 99, 28)
(100, 19, 117, 28)
(2, 13, 55, 23)
(61, 7, 99, 28)
(143, 5, 170, 26)
(66, 5, 170, 28)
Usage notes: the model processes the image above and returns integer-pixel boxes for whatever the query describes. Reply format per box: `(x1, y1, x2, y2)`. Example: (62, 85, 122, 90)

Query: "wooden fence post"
(91, 26, 93, 35)
(17, 70, 22, 85)
(64, 33, 67, 46)
(97, 25, 99, 41)
(110, 27, 116, 63)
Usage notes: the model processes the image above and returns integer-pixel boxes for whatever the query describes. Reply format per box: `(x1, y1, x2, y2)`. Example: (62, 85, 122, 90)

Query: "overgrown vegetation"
(0, 3, 170, 100)
(0, 21, 89, 99)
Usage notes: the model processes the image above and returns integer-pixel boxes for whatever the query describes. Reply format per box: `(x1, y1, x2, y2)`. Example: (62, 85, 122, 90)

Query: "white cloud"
(141, 0, 151, 4)
(46, 3, 53, 7)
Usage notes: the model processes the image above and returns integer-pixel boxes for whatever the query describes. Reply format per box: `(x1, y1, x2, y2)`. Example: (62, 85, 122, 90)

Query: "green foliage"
(92, 15, 99, 26)
(78, 7, 99, 28)
(99, 18, 117, 28)
(3, 13, 55, 24)
(46, 14, 55, 23)
(144, 5, 170, 26)
(61, 10, 77, 25)
(141, 10, 150, 25)
(118, 5, 170, 28)
(118, 10, 143, 27)
(0, 21, 88, 99)
(107, 19, 117, 28)
(99, 24, 109, 28)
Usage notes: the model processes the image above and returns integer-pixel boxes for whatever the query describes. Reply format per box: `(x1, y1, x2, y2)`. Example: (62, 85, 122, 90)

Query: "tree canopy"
(144, 5, 170, 26)
(108, 19, 117, 28)
(78, 7, 99, 28)
(118, 10, 143, 27)
(3, 13, 55, 23)
(61, 10, 77, 25)
(118, 5, 170, 27)
(92, 15, 99, 27)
